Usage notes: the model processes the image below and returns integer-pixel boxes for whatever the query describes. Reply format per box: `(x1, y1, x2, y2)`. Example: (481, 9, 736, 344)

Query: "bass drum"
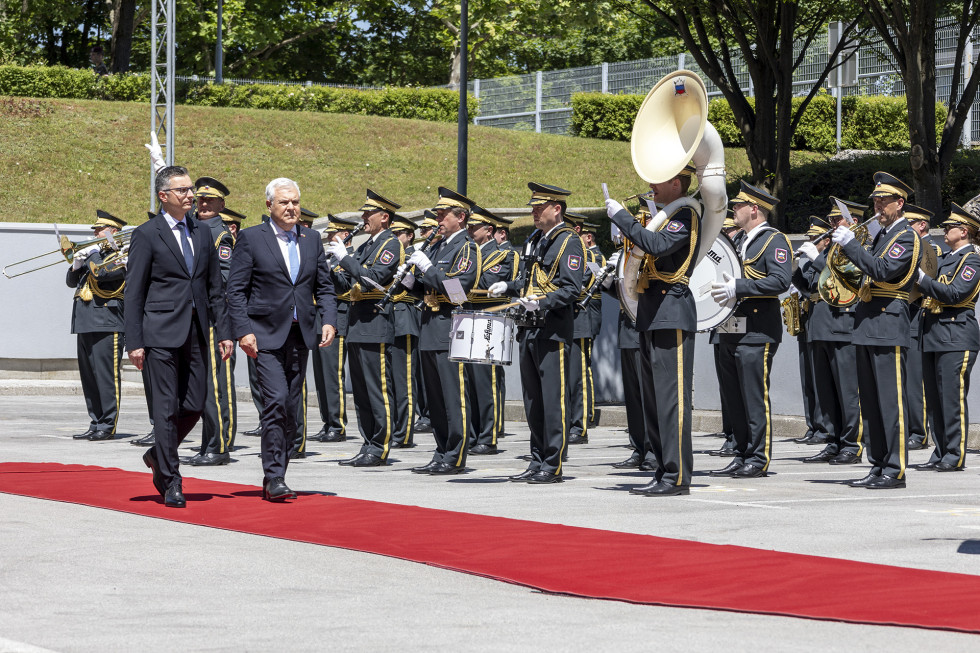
(617, 232, 742, 332)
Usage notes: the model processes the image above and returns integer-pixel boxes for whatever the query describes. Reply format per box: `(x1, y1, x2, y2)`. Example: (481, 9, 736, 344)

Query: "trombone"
(3, 227, 132, 279)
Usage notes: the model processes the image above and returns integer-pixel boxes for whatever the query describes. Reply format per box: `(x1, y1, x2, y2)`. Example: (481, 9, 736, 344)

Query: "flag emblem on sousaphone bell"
(674, 79, 686, 95)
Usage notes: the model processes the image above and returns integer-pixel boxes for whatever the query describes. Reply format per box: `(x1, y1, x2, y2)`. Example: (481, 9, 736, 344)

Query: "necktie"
(287, 231, 299, 284)
(177, 221, 194, 273)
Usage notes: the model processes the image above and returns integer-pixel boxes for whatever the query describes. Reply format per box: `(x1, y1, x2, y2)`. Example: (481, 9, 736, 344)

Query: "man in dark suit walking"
(125, 166, 233, 508)
(226, 178, 337, 501)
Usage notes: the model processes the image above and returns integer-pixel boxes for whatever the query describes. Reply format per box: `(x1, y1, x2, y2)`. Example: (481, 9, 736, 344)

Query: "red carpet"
(2, 462, 980, 634)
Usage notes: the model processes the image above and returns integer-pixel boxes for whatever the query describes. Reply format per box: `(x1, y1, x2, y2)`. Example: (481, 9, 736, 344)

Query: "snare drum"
(448, 309, 516, 365)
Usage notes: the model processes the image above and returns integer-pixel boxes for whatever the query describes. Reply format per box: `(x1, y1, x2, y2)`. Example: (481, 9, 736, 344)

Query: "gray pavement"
(2, 393, 980, 652)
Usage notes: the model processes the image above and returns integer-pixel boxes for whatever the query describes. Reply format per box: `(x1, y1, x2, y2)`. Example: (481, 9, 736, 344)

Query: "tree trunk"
(110, 0, 136, 73)
(903, 4, 943, 216)
(447, 45, 462, 88)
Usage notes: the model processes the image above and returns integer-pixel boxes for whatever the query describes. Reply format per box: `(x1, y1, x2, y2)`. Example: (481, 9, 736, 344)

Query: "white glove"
(601, 271, 616, 289)
(401, 271, 416, 290)
(611, 222, 622, 245)
(606, 198, 624, 219)
(796, 242, 818, 261)
(831, 226, 854, 246)
(518, 297, 541, 312)
(407, 249, 433, 274)
(917, 268, 926, 283)
(72, 244, 100, 269)
(116, 256, 128, 269)
(145, 131, 166, 173)
(325, 239, 349, 262)
(488, 281, 508, 297)
(710, 272, 736, 305)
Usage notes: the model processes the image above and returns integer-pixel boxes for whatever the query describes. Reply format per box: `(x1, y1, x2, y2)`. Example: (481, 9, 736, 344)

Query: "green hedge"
(0, 65, 477, 123)
(572, 90, 947, 153)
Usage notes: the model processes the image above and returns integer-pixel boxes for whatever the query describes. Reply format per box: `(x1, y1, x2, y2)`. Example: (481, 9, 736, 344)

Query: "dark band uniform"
(463, 206, 517, 453)
(711, 182, 792, 477)
(584, 222, 606, 429)
(609, 171, 700, 493)
(794, 203, 864, 464)
(565, 212, 602, 445)
(838, 172, 922, 487)
(504, 183, 584, 482)
(412, 212, 441, 431)
(792, 217, 825, 446)
(915, 204, 980, 470)
(67, 211, 127, 440)
(389, 213, 422, 448)
(335, 190, 403, 465)
(414, 188, 481, 473)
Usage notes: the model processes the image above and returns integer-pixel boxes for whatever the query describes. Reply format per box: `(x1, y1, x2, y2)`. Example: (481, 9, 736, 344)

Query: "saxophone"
(781, 294, 802, 336)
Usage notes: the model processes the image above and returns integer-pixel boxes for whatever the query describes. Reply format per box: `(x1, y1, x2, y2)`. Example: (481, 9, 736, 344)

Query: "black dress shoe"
(847, 471, 881, 487)
(339, 453, 366, 466)
(567, 434, 588, 445)
(731, 463, 767, 478)
(180, 453, 205, 465)
(907, 437, 927, 451)
(413, 418, 432, 433)
(509, 468, 538, 482)
(629, 481, 690, 496)
(708, 442, 736, 457)
(829, 451, 862, 465)
(913, 460, 939, 470)
(526, 470, 563, 484)
(322, 428, 346, 443)
(142, 449, 166, 496)
(351, 453, 385, 467)
(708, 460, 743, 477)
(88, 430, 115, 441)
(807, 433, 831, 445)
(263, 476, 297, 502)
(638, 460, 657, 471)
(131, 430, 155, 446)
(936, 462, 965, 472)
(866, 474, 906, 489)
(164, 480, 186, 508)
(288, 450, 306, 460)
(73, 428, 96, 440)
(191, 452, 231, 466)
(612, 452, 642, 469)
(793, 431, 815, 444)
(803, 449, 836, 463)
(428, 462, 465, 475)
(411, 459, 441, 474)
(469, 444, 498, 455)
(242, 426, 262, 437)
(391, 440, 416, 449)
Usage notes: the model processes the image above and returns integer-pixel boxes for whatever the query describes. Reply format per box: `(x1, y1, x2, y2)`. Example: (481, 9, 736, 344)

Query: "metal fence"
(469, 17, 980, 143)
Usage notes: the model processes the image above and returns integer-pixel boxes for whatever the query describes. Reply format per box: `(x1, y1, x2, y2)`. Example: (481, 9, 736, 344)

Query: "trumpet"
(3, 228, 132, 279)
(375, 231, 442, 312)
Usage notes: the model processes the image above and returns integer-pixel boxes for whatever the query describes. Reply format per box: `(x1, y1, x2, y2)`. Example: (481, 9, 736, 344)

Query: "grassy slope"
(0, 96, 827, 226)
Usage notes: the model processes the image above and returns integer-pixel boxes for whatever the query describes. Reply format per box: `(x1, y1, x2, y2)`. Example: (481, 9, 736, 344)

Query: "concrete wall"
(4, 222, 977, 424)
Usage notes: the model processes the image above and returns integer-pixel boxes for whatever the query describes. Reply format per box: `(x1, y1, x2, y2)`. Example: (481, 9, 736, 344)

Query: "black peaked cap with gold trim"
(527, 182, 571, 206)
(390, 214, 417, 232)
(869, 171, 913, 200)
(828, 196, 868, 220)
(722, 208, 736, 230)
(941, 203, 980, 231)
(327, 213, 360, 229)
(731, 180, 779, 211)
(420, 210, 440, 229)
(360, 189, 401, 213)
(581, 221, 599, 235)
(219, 208, 246, 225)
(470, 205, 508, 228)
(903, 203, 934, 224)
(805, 214, 832, 237)
(93, 209, 126, 230)
(433, 186, 476, 212)
(194, 176, 230, 199)
(564, 211, 587, 226)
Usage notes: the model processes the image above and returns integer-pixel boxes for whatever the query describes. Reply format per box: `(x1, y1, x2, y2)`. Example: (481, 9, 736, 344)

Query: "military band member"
(325, 190, 403, 467)
(914, 204, 980, 472)
(310, 214, 359, 443)
(581, 221, 605, 429)
(606, 166, 699, 496)
(389, 213, 423, 449)
(564, 212, 600, 445)
(188, 177, 239, 466)
(412, 212, 440, 435)
(906, 206, 940, 451)
(68, 211, 127, 440)
(708, 210, 740, 457)
(794, 201, 866, 465)
(406, 187, 480, 475)
(790, 217, 827, 449)
(463, 205, 515, 455)
(831, 172, 921, 489)
(490, 183, 583, 484)
(708, 181, 792, 480)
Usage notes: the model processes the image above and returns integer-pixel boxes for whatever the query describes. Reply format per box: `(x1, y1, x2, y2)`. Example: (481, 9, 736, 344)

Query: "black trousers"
(568, 337, 594, 437)
(421, 349, 469, 467)
(464, 359, 504, 447)
(348, 341, 395, 459)
(798, 334, 824, 438)
(639, 330, 694, 487)
(312, 334, 347, 435)
(289, 379, 308, 456)
(717, 341, 778, 470)
(621, 346, 651, 464)
(249, 353, 305, 442)
(391, 334, 418, 446)
(144, 314, 208, 487)
(810, 340, 863, 456)
(140, 363, 154, 427)
(76, 331, 124, 434)
(906, 335, 929, 446)
(855, 344, 908, 479)
(200, 326, 237, 455)
(519, 336, 568, 475)
(254, 324, 309, 482)
(924, 349, 977, 468)
(712, 343, 734, 444)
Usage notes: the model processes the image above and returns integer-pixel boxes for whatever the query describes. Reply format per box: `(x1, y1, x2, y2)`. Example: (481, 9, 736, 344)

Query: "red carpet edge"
(2, 462, 979, 634)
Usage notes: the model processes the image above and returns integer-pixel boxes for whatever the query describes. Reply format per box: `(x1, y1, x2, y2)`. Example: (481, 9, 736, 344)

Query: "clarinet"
(343, 223, 364, 245)
(577, 260, 616, 309)
(375, 231, 442, 312)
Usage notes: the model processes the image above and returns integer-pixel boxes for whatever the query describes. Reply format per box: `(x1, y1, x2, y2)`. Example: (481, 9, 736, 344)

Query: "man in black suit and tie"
(125, 166, 233, 508)
(226, 178, 337, 501)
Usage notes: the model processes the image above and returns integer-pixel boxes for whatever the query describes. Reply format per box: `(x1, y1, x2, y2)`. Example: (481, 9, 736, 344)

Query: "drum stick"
(484, 295, 542, 313)
(469, 289, 493, 295)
